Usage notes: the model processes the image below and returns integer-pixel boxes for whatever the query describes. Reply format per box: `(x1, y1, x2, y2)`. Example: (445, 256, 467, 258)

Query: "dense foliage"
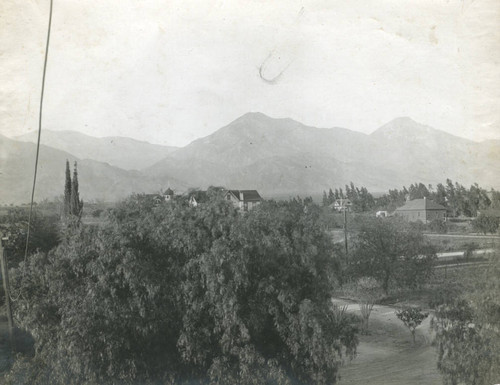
(349, 217, 436, 294)
(376, 179, 494, 217)
(322, 182, 375, 213)
(431, 253, 500, 385)
(6, 195, 358, 384)
(471, 212, 500, 234)
(322, 179, 498, 218)
(0, 208, 60, 268)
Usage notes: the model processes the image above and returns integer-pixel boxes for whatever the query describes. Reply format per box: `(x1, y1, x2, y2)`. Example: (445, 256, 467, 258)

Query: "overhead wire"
(10, 0, 54, 302)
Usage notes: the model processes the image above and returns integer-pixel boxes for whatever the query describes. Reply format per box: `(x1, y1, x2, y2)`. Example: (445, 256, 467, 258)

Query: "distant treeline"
(322, 182, 375, 212)
(323, 179, 500, 217)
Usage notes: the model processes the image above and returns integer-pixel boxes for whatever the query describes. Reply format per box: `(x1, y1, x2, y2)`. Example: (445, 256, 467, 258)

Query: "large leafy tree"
(7, 195, 358, 385)
(349, 217, 436, 294)
(179, 198, 358, 384)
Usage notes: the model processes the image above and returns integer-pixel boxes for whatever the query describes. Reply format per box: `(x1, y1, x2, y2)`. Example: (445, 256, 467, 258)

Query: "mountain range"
(1, 113, 499, 204)
(14, 130, 178, 170)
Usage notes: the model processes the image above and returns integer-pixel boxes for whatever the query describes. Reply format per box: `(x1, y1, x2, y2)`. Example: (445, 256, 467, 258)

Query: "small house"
(331, 198, 352, 212)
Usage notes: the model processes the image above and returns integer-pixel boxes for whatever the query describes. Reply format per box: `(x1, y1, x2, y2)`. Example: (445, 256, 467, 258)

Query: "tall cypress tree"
(70, 162, 83, 217)
(64, 160, 72, 217)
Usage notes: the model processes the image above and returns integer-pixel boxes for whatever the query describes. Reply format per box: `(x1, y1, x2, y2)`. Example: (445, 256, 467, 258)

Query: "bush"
(472, 213, 500, 234)
(427, 219, 447, 234)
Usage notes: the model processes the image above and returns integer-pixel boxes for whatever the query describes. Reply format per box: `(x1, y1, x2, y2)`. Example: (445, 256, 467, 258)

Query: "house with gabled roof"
(394, 197, 446, 223)
(224, 190, 262, 211)
(163, 188, 174, 201)
(330, 198, 352, 212)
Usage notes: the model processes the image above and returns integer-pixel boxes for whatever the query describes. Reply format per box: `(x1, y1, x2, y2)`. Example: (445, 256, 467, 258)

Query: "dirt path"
(334, 300, 442, 385)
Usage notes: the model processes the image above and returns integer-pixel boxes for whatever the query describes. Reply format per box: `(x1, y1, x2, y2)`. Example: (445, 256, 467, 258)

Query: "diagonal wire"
(10, 0, 54, 302)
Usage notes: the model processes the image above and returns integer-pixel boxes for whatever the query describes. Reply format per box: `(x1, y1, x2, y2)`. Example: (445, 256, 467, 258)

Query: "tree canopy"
(349, 217, 436, 294)
(7, 195, 358, 385)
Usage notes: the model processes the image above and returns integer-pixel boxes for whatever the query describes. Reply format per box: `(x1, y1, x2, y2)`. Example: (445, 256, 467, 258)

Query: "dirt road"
(334, 300, 442, 385)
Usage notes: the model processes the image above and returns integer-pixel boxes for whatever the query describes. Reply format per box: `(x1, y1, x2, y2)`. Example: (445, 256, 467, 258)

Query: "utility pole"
(0, 234, 14, 349)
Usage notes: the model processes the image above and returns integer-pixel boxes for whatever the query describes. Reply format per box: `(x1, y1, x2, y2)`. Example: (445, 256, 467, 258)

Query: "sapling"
(395, 307, 429, 344)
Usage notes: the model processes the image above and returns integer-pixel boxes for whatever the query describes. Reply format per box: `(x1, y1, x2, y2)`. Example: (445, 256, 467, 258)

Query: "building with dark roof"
(163, 188, 174, 201)
(394, 197, 446, 223)
(225, 190, 262, 211)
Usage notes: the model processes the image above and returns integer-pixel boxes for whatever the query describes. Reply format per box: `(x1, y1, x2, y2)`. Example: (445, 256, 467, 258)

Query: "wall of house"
(425, 210, 446, 222)
(397, 209, 446, 223)
(397, 210, 424, 222)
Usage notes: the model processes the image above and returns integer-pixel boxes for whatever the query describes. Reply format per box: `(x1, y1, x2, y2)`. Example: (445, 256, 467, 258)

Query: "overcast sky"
(1, 0, 499, 147)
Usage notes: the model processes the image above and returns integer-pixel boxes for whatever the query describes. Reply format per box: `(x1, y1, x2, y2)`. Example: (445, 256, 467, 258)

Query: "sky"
(1, 0, 499, 147)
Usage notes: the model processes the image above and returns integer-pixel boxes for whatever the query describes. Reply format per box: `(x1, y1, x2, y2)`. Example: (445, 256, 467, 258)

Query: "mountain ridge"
(2, 113, 498, 204)
(0, 134, 186, 204)
(14, 129, 178, 171)
(145, 113, 499, 194)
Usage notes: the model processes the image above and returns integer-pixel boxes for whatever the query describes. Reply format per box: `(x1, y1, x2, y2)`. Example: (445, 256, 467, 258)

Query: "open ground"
(336, 299, 442, 385)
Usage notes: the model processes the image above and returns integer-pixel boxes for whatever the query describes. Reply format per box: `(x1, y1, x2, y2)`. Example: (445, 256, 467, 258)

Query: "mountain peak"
(370, 117, 473, 144)
(387, 116, 419, 125)
(233, 112, 279, 125)
(370, 117, 439, 139)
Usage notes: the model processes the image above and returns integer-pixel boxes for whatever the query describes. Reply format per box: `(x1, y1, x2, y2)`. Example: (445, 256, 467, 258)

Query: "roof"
(333, 198, 352, 205)
(226, 190, 262, 202)
(164, 188, 174, 195)
(395, 198, 446, 212)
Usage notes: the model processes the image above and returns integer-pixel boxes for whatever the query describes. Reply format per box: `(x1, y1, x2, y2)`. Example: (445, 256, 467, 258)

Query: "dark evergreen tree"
(63, 160, 72, 217)
(70, 162, 83, 217)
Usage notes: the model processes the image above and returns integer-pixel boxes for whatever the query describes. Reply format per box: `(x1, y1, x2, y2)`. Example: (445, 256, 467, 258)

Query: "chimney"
(239, 191, 244, 201)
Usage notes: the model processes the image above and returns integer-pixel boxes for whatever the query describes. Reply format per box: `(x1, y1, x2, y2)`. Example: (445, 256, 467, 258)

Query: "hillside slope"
(0, 135, 184, 204)
(15, 130, 177, 170)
